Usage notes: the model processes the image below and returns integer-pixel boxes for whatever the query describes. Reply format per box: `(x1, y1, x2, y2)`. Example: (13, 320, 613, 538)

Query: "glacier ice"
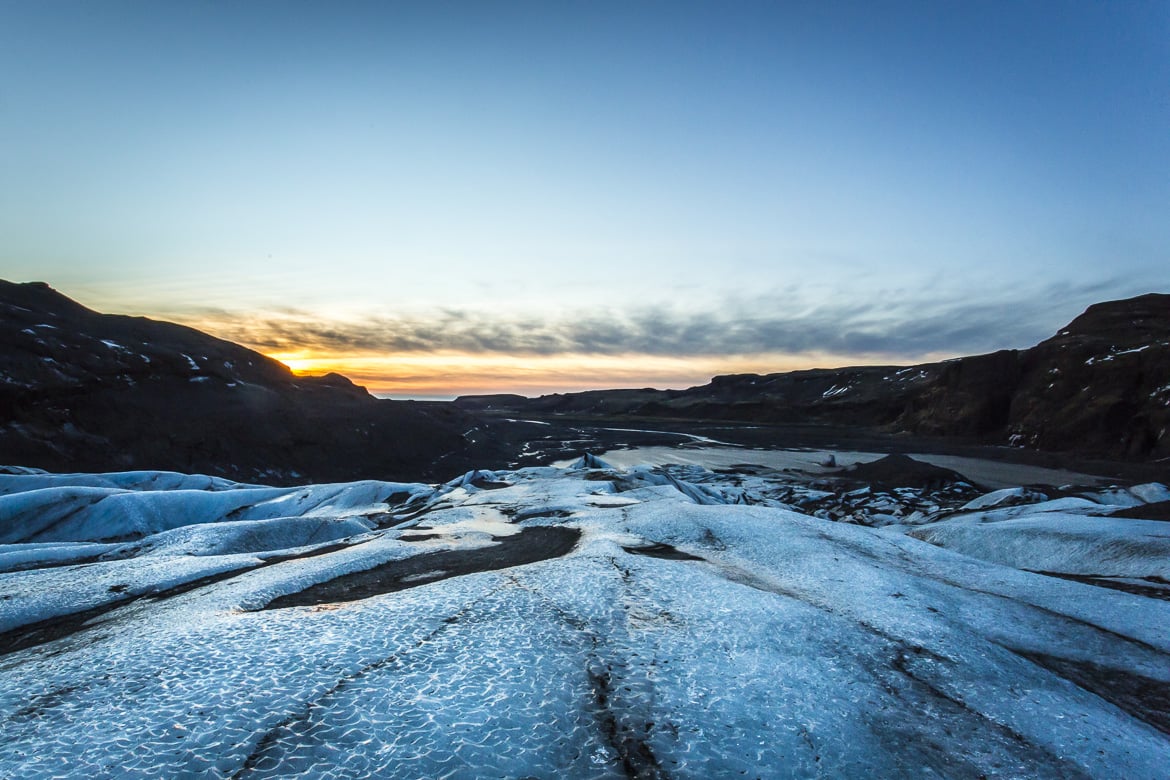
(0, 464, 1167, 778)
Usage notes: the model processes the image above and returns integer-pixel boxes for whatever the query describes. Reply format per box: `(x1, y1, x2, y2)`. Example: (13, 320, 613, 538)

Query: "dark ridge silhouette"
(0, 280, 513, 484)
(4, 280, 1167, 481)
(457, 294, 1170, 461)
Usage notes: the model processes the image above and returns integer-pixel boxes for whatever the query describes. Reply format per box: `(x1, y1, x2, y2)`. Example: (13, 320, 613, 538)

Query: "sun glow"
(181, 307, 963, 398)
(267, 352, 321, 374)
(259, 348, 939, 398)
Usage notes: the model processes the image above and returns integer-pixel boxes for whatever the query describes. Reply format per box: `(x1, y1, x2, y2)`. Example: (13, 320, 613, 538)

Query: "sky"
(2, 0, 1167, 397)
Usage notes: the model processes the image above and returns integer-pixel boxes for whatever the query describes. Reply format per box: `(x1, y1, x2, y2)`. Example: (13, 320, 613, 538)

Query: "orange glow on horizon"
(156, 305, 968, 399)
(259, 349, 954, 398)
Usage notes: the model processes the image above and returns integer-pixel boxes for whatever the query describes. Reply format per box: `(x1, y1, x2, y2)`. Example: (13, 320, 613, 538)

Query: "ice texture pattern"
(1, 463, 1168, 778)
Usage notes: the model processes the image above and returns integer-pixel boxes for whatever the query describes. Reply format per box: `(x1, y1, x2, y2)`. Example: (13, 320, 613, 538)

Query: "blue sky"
(2, 1, 1167, 395)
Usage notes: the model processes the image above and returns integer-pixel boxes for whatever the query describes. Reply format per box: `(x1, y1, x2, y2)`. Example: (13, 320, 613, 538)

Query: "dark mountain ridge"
(4, 281, 1167, 479)
(0, 281, 505, 484)
(457, 294, 1170, 461)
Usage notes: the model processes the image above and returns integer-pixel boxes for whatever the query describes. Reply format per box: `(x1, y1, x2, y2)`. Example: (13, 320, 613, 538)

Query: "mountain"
(456, 294, 1170, 460)
(5, 281, 1167, 479)
(0, 281, 503, 484)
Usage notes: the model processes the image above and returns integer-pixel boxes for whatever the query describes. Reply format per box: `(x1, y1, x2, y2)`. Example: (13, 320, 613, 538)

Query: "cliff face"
(456, 294, 1170, 460)
(0, 281, 495, 483)
(1003, 294, 1170, 457)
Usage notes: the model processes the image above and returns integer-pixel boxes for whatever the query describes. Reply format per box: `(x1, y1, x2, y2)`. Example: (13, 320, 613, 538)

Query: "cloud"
(180, 278, 1147, 362)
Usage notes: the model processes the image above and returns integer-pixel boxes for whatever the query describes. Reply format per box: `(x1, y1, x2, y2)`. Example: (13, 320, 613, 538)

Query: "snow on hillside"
(1, 462, 1168, 778)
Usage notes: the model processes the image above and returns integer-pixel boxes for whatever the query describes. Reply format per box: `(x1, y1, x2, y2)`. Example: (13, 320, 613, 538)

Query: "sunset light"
(2, 2, 1167, 775)
(261, 348, 920, 398)
(3, 2, 1165, 398)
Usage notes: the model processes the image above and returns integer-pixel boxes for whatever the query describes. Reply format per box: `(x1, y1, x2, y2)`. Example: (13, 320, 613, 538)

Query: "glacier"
(1, 460, 1168, 778)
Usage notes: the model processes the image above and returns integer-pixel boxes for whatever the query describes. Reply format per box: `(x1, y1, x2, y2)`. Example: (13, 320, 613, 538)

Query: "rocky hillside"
(0, 281, 504, 483)
(457, 294, 1170, 460)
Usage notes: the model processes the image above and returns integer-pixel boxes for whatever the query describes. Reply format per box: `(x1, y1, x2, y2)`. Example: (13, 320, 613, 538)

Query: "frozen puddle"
(1, 465, 1168, 778)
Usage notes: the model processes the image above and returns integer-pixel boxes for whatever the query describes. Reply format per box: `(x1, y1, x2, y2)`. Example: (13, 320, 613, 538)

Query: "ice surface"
(909, 513, 1170, 577)
(1083, 483, 1170, 507)
(1130, 483, 1170, 504)
(101, 515, 373, 558)
(1, 465, 1167, 778)
(0, 479, 428, 543)
(959, 486, 1048, 510)
(0, 541, 120, 573)
(0, 470, 251, 496)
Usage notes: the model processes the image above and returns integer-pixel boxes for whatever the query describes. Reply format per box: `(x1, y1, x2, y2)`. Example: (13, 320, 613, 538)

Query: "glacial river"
(556, 444, 1109, 489)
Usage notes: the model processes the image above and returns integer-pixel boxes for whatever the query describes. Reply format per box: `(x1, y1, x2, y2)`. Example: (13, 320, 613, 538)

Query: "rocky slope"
(457, 294, 1170, 460)
(0, 281, 504, 484)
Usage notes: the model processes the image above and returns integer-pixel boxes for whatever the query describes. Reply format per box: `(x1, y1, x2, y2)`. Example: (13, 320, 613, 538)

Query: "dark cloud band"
(189, 279, 1139, 362)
